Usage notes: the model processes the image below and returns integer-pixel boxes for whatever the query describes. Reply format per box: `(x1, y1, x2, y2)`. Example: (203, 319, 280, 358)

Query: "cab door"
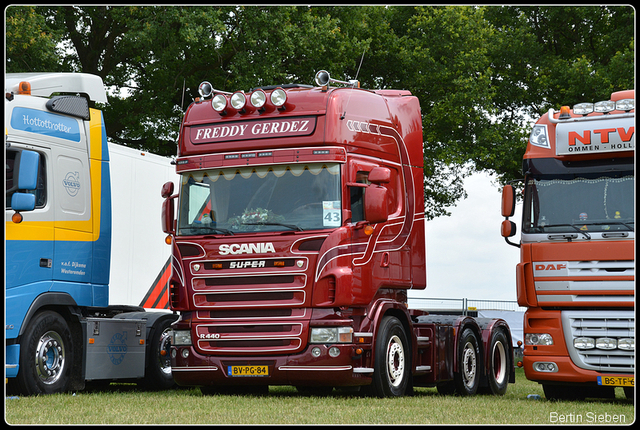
(5, 144, 54, 338)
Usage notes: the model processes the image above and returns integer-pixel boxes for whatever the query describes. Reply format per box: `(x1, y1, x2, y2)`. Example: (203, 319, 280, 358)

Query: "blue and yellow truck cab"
(5, 73, 175, 395)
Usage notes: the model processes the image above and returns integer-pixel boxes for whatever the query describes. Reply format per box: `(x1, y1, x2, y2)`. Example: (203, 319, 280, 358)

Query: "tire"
(14, 311, 74, 395)
(454, 327, 480, 396)
(141, 317, 175, 390)
(486, 329, 510, 395)
(368, 316, 410, 397)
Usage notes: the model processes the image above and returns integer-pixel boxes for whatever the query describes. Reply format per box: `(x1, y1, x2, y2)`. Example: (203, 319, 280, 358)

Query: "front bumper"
(171, 343, 371, 387)
(523, 354, 633, 386)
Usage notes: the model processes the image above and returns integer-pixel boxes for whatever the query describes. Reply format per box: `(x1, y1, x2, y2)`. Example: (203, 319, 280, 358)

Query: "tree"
(5, 5, 634, 219)
(5, 6, 64, 72)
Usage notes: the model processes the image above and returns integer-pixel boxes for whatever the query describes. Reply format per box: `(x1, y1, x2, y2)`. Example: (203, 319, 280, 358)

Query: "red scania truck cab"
(501, 90, 634, 400)
(162, 71, 514, 396)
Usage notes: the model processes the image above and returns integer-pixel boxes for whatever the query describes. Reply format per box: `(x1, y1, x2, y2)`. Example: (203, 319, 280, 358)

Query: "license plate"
(227, 365, 269, 377)
(597, 376, 634, 387)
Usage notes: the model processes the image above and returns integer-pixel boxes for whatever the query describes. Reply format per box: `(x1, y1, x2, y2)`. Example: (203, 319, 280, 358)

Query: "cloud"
(410, 171, 522, 304)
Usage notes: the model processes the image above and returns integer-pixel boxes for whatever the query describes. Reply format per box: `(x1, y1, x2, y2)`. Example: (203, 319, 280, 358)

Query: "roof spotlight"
(271, 88, 287, 107)
(212, 94, 228, 112)
(230, 91, 247, 110)
(251, 90, 267, 109)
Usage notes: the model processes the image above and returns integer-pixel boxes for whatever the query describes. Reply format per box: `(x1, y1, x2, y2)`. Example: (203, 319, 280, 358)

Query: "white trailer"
(108, 142, 178, 309)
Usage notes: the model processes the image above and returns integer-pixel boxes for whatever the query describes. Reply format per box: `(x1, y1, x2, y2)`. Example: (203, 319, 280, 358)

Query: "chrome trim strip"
(352, 367, 374, 374)
(278, 365, 353, 371)
(171, 366, 219, 372)
(535, 280, 635, 291)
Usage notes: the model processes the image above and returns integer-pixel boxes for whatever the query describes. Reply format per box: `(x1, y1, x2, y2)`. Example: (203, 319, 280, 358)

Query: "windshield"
(523, 174, 634, 234)
(177, 163, 342, 235)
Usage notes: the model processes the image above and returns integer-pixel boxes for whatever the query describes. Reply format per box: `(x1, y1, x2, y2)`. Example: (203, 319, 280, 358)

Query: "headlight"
(525, 333, 553, 346)
(212, 94, 227, 112)
(594, 100, 616, 113)
(270, 88, 287, 107)
(573, 337, 595, 350)
(250, 90, 267, 108)
(617, 338, 634, 351)
(616, 98, 634, 111)
(573, 102, 593, 115)
(172, 329, 192, 346)
(309, 327, 353, 344)
(230, 91, 246, 110)
(529, 124, 549, 149)
(533, 362, 558, 372)
(595, 337, 617, 350)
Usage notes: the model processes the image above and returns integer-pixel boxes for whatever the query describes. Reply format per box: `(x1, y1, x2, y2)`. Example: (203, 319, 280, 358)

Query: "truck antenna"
(341, 47, 367, 120)
(181, 78, 186, 112)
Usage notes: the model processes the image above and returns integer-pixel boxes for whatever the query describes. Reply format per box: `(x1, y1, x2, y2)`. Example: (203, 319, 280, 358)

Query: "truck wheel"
(454, 328, 480, 396)
(142, 317, 175, 390)
(486, 329, 510, 395)
(369, 316, 410, 397)
(15, 311, 73, 395)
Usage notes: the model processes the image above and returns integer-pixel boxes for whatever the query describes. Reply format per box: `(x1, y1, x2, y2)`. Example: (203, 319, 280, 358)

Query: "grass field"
(5, 369, 634, 425)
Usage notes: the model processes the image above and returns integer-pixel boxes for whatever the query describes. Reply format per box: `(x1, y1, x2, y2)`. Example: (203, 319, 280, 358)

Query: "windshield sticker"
(323, 201, 341, 227)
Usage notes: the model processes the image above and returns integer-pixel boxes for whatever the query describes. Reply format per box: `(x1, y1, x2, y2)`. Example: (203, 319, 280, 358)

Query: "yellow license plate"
(598, 376, 634, 387)
(228, 365, 269, 377)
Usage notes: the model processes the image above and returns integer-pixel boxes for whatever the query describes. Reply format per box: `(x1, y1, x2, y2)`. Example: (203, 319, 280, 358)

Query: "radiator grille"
(562, 310, 635, 372)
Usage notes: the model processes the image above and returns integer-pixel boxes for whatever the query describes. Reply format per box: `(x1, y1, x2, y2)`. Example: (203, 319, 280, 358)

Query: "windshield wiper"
(196, 226, 235, 235)
(541, 223, 591, 240)
(592, 220, 634, 232)
(242, 222, 304, 232)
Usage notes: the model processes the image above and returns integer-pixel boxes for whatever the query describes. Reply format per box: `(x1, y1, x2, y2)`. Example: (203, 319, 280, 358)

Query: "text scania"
(218, 243, 276, 255)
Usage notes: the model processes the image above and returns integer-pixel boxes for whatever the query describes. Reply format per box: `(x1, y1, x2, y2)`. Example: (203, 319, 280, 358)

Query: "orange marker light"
(18, 81, 31, 95)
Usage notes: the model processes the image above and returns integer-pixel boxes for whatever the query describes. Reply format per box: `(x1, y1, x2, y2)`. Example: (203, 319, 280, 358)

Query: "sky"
(408, 170, 523, 306)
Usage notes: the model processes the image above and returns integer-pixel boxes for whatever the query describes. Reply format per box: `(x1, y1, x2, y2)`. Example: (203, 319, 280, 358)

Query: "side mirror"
(11, 150, 40, 221)
(364, 185, 388, 223)
(501, 185, 515, 218)
(501, 219, 517, 238)
(162, 199, 175, 234)
(161, 181, 175, 198)
(500, 185, 520, 248)
(368, 167, 391, 184)
(161, 181, 176, 234)
(12, 193, 36, 212)
(18, 150, 40, 190)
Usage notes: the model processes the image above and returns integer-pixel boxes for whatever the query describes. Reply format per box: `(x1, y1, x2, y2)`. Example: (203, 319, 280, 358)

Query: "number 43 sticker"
(323, 201, 341, 227)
